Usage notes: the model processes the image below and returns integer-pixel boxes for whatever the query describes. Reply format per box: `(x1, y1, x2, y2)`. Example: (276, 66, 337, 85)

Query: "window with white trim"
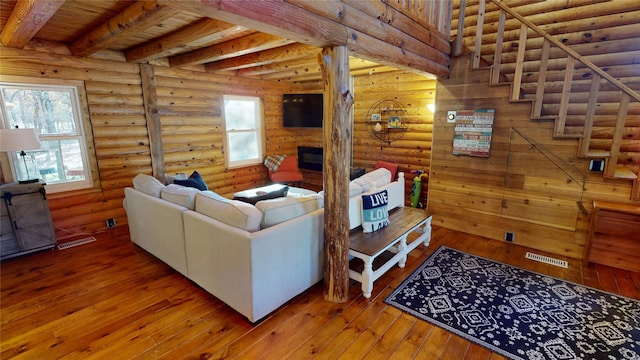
(222, 95, 264, 168)
(0, 82, 93, 192)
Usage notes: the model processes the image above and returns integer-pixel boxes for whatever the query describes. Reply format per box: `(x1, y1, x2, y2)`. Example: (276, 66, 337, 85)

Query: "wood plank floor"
(2, 225, 639, 359)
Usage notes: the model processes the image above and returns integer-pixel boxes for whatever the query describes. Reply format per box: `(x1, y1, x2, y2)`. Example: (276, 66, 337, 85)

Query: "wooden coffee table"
(349, 207, 432, 298)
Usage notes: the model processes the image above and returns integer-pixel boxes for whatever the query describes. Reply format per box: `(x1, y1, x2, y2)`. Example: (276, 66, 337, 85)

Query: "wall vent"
(57, 237, 96, 250)
(525, 252, 568, 268)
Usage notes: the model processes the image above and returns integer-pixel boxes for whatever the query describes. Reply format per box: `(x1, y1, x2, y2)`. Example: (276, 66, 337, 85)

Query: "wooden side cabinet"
(0, 182, 56, 260)
(584, 200, 640, 272)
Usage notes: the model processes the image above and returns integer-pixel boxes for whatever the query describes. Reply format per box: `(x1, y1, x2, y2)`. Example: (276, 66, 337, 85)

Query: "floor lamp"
(0, 128, 42, 184)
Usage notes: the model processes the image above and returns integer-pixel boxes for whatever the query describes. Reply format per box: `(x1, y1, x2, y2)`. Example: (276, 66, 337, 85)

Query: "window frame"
(0, 78, 96, 193)
(222, 94, 265, 169)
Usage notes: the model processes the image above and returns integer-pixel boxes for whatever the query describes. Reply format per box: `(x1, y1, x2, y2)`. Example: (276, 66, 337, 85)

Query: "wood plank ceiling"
(0, 0, 423, 84)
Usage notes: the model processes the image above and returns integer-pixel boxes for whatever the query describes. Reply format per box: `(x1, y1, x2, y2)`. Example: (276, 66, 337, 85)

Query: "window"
(222, 95, 264, 168)
(0, 82, 93, 192)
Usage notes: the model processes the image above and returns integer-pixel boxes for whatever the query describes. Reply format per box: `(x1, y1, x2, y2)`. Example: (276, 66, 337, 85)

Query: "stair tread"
(530, 115, 556, 121)
(553, 133, 582, 139)
(612, 166, 638, 180)
(585, 150, 611, 158)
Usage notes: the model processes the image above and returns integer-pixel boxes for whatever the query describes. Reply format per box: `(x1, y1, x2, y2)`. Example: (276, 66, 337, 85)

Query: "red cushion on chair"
(270, 170, 303, 183)
(277, 156, 299, 171)
(374, 161, 398, 181)
(268, 155, 303, 183)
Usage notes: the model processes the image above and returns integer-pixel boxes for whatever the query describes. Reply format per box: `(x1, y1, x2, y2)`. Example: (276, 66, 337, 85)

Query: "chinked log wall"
(0, 47, 435, 238)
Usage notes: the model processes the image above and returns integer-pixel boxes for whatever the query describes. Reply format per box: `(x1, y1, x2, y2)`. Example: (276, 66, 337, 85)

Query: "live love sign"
(361, 190, 389, 233)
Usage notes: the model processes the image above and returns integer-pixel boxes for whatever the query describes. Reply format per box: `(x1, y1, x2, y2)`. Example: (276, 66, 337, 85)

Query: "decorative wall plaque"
(452, 109, 495, 157)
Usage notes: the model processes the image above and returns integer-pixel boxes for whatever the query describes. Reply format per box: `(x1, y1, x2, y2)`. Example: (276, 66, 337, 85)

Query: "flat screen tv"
(283, 94, 323, 128)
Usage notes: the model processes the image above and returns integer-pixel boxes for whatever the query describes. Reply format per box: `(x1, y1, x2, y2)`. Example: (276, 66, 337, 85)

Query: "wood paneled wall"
(430, 55, 638, 259)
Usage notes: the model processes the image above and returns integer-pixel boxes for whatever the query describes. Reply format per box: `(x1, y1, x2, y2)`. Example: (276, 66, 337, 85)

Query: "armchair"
(267, 155, 303, 186)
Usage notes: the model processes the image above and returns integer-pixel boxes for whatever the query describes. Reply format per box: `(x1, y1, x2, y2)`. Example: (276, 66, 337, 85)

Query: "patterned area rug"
(385, 246, 640, 360)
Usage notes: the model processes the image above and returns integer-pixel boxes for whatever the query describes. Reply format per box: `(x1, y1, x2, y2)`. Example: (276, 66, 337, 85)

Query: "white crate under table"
(348, 207, 432, 298)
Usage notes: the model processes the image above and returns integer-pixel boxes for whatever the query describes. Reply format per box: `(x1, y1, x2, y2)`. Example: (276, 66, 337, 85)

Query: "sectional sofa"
(123, 168, 404, 322)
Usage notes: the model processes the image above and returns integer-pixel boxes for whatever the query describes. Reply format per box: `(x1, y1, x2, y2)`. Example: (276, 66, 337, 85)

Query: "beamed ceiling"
(0, 0, 445, 84)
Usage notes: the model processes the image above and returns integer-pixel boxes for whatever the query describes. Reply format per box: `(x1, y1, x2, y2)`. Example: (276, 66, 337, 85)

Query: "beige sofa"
(124, 169, 404, 322)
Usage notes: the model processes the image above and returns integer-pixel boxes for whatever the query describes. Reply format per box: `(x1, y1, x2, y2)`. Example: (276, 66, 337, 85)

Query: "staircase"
(452, 0, 640, 200)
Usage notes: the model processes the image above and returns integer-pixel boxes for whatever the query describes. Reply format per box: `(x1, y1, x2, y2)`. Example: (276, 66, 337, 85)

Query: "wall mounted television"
(283, 94, 323, 128)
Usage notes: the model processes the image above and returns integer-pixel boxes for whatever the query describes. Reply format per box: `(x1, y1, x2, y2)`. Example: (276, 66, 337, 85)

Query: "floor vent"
(57, 237, 97, 250)
(525, 252, 568, 268)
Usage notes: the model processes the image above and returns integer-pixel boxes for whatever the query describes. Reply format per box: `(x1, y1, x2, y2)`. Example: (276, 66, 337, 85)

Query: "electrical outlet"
(504, 232, 515, 242)
(106, 218, 116, 229)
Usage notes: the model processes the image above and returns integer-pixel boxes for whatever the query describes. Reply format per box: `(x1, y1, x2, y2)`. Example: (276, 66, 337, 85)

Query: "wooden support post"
(139, 63, 165, 181)
(319, 46, 353, 303)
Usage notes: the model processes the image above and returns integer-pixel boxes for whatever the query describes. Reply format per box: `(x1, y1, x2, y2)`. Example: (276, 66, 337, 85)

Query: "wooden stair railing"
(453, 0, 640, 200)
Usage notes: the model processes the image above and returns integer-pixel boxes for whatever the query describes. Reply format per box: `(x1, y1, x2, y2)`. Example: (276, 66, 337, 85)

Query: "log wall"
(0, 47, 303, 238)
(352, 71, 436, 207)
(280, 70, 437, 206)
(430, 55, 638, 259)
(0, 46, 435, 239)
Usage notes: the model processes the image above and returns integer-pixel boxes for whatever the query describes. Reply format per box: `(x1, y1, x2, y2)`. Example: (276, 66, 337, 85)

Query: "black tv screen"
(283, 94, 323, 128)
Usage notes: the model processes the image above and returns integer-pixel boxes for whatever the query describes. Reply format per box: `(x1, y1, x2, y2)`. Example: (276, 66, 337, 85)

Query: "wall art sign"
(452, 109, 495, 157)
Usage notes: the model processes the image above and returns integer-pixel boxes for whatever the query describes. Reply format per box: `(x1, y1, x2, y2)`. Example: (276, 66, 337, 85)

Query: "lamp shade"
(0, 128, 42, 152)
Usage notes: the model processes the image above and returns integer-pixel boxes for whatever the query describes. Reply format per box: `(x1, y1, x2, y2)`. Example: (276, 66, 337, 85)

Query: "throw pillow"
(132, 173, 165, 197)
(164, 172, 187, 185)
(174, 170, 208, 191)
(361, 189, 390, 233)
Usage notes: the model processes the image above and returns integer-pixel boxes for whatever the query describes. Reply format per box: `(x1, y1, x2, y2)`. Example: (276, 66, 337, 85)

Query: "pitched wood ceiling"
(0, 0, 410, 84)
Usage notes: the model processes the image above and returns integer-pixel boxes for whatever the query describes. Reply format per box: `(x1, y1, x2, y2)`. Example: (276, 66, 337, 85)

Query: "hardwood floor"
(2, 225, 639, 359)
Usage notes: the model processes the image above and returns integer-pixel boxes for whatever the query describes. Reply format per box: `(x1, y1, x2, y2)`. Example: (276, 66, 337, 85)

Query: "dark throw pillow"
(174, 170, 208, 191)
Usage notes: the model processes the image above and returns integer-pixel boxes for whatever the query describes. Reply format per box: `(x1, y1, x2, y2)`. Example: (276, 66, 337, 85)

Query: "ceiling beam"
(0, 0, 64, 48)
(205, 43, 319, 72)
(125, 19, 250, 62)
(169, 32, 295, 67)
(235, 54, 320, 76)
(69, 0, 179, 57)
(163, 0, 449, 77)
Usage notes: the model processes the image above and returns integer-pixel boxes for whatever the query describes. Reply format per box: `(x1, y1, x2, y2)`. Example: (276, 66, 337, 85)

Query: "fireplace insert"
(297, 146, 322, 171)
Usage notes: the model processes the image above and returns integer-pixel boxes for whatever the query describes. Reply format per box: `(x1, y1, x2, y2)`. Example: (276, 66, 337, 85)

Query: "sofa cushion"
(352, 168, 391, 192)
(160, 184, 200, 210)
(361, 189, 390, 233)
(195, 192, 262, 232)
(287, 187, 317, 196)
(318, 182, 363, 198)
(255, 194, 323, 228)
(132, 174, 165, 197)
(174, 170, 208, 191)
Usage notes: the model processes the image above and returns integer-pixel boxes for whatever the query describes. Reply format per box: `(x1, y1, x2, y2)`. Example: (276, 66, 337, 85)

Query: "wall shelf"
(366, 99, 408, 144)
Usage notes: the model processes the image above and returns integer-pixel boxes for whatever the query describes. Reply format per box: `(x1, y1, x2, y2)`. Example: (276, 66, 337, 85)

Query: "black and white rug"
(385, 246, 640, 360)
